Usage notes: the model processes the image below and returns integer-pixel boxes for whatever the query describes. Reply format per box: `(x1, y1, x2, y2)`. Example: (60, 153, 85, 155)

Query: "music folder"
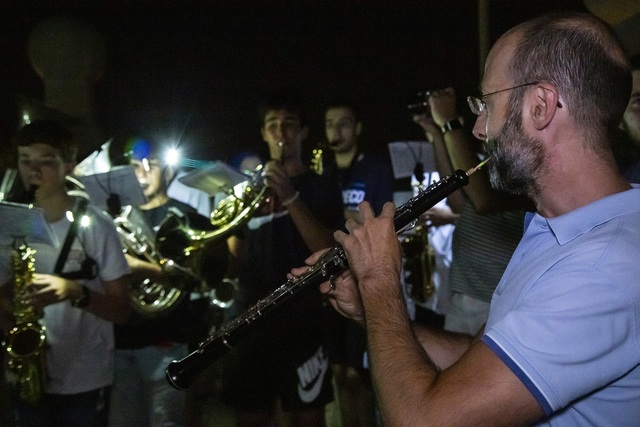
(0, 201, 58, 247)
(76, 165, 147, 211)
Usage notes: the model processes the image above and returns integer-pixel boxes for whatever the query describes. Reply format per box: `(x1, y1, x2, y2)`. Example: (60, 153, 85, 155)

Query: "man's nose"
(26, 161, 42, 174)
(472, 116, 487, 141)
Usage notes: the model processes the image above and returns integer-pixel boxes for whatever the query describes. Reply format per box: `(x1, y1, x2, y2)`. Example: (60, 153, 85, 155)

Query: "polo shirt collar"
(527, 185, 640, 246)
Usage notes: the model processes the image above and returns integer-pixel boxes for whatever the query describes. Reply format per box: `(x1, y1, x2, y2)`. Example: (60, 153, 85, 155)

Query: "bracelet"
(281, 191, 300, 207)
(440, 119, 463, 134)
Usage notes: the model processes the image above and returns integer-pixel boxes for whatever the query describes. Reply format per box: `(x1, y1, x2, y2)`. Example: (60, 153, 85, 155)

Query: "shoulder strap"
(54, 198, 89, 275)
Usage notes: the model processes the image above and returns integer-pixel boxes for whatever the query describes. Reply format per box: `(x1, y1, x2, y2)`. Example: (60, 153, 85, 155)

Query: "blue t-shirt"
(482, 186, 640, 426)
(326, 152, 394, 215)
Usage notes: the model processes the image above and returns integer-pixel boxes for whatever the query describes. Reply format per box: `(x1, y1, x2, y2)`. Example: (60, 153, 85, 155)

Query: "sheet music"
(74, 139, 113, 176)
(388, 141, 437, 179)
(76, 165, 147, 210)
(178, 161, 250, 196)
(0, 201, 58, 246)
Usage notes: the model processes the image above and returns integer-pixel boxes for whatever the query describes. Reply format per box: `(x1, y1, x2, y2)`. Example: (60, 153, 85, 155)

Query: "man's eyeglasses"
(466, 82, 539, 115)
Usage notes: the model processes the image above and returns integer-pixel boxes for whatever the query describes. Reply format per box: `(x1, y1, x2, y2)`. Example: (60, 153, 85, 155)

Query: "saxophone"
(402, 221, 436, 303)
(3, 238, 47, 405)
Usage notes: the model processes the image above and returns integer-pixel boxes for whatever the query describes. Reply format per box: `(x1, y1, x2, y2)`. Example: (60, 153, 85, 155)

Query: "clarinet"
(166, 166, 478, 390)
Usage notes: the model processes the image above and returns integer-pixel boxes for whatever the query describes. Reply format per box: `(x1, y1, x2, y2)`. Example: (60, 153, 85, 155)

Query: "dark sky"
(0, 0, 587, 168)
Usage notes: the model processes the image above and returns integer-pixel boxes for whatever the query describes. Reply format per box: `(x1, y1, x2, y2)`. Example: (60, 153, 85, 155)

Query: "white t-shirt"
(0, 201, 130, 394)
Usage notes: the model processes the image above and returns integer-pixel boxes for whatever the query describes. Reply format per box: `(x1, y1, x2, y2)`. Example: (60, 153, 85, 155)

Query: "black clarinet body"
(165, 169, 470, 390)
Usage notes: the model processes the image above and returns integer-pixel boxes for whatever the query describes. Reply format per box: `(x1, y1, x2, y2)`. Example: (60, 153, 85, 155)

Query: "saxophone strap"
(54, 197, 89, 275)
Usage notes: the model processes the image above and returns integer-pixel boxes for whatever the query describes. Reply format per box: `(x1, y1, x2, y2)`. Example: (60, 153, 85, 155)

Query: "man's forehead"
(482, 34, 517, 90)
(18, 144, 58, 157)
(325, 107, 355, 122)
(264, 109, 300, 124)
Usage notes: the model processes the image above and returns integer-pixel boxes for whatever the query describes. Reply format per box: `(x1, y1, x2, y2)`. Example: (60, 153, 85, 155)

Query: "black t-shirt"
(235, 170, 343, 333)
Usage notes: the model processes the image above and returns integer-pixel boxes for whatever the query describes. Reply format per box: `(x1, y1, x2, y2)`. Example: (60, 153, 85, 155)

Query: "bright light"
(66, 211, 92, 227)
(80, 215, 91, 228)
(164, 147, 181, 167)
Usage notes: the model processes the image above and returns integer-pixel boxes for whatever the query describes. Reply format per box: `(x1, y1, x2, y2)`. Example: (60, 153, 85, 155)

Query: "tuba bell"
(114, 205, 194, 317)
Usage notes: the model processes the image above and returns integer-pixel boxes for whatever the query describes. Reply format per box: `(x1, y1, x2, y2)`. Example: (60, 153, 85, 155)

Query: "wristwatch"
(71, 285, 92, 308)
(440, 119, 463, 134)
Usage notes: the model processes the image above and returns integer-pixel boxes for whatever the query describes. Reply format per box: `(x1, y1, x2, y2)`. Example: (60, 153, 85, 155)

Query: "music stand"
(177, 161, 251, 197)
(387, 141, 437, 180)
(388, 141, 439, 208)
(76, 165, 147, 212)
(0, 201, 58, 247)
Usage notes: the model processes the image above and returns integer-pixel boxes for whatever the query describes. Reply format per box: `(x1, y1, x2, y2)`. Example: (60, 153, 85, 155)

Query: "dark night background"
(0, 0, 595, 170)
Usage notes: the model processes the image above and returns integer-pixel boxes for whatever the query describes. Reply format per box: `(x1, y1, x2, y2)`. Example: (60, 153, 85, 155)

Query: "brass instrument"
(156, 166, 269, 272)
(114, 206, 191, 317)
(310, 143, 325, 175)
(310, 140, 328, 175)
(401, 174, 437, 303)
(3, 238, 47, 405)
(402, 221, 436, 303)
(155, 209, 231, 307)
(115, 161, 273, 316)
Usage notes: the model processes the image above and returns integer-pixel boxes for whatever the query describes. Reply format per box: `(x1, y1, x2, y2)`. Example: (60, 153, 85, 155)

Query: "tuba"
(3, 238, 47, 405)
(114, 205, 193, 317)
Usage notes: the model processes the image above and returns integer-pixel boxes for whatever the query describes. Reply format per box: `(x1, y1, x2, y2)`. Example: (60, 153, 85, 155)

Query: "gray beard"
(485, 109, 545, 197)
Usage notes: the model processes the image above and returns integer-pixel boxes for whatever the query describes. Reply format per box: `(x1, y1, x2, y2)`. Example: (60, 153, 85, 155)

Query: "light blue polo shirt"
(482, 186, 640, 426)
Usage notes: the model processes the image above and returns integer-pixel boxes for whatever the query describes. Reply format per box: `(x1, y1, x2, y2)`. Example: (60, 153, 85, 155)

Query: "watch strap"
(440, 119, 463, 134)
(71, 285, 91, 308)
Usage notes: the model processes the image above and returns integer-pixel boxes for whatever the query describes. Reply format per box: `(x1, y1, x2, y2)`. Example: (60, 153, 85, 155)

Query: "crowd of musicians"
(2, 10, 640, 427)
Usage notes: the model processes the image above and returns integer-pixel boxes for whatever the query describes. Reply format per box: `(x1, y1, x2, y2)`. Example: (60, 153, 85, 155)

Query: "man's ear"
(530, 84, 561, 130)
